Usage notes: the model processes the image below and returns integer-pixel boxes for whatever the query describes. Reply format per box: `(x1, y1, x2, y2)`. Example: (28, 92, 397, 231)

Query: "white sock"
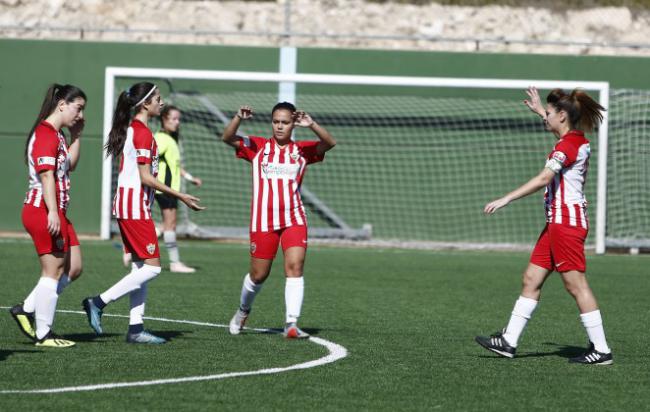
(22, 286, 37, 313)
(100, 264, 161, 304)
(285, 276, 304, 324)
(240, 273, 263, 312)
(163, 231, 180, 263)
(580, 310, 611, 354)
(34, 277, 59, 340)
(56, 274, 71, 295)
(23, 274, 71, 313)
(502, 296, 538, 347)
(129, 282, 148, 325)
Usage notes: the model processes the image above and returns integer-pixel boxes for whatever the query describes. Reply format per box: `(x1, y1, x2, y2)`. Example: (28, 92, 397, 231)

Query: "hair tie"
(125, 88, 131, 98)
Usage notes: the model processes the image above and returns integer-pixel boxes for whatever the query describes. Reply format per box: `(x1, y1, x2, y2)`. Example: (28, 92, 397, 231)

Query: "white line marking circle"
(0, 307, 348, 394)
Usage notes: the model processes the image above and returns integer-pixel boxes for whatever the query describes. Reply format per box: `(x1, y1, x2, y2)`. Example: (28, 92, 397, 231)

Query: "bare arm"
(484, 168, 555, 214)
(222, 105, 253, 149)
(67, 119, 84, 171)
(40, 170, 61, 235)
(137, 163, 205, 211)
(181, 167, 202, 187)
(294, 111, 336, 156)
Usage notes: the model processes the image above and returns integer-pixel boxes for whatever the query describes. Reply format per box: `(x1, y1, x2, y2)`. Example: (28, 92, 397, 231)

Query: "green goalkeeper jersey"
(154, 131, 181, 193)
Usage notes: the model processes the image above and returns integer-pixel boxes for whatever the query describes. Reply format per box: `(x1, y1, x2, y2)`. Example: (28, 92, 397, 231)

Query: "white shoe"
(229, 308, 249, 335)
(170, 262, 196, 273)
(122, 252, 132, 268)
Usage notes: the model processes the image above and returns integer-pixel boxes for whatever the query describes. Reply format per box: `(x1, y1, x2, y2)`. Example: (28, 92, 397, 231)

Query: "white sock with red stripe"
(163, 231, 180, 263)
(240, 273, 262, 312)
(580, 310, 611, 354)
(34, 277, 59, 340)
(129, 283, 148, 326)
(285, 276, 304, 324)
(23, 274, 71, 313)
(502, 296, 538, 347)
(100, 264, 161, 304)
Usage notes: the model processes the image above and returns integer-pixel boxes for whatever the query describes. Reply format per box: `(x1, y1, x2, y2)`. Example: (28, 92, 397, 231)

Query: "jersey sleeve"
(298, 141, 325, 164)
(133, 126, 155, 164)
(545, 141, 578, 174)
(154, 132, 169, 158)
(235, 136, 265, 162)
(32, 128, 59, 173)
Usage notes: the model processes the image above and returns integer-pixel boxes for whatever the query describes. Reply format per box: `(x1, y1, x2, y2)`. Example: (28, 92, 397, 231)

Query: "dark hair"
(546, 88, 605, 133)
(160, 105, 181, 140)
(105, 82, 157, 158)
(272, 101, 296, 115)
(26, 84, 86, 163)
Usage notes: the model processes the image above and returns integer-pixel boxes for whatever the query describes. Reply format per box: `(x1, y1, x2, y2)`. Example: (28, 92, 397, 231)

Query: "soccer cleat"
(170, 262, 196, 273)
(126, 331, 166, 344)
(35, 331, 75, 348)
(229, 308, 250, 335)
(475, 330, 516, 358)
(283, 322, 310, 339)
(569, 342, 613, 365)
(82, 297, 103, 335)
(9, 304, 36, 340)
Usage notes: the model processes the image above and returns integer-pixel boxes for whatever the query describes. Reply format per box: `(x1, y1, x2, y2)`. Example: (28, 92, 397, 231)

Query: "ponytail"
(547, 88, 605, 133)
(105, 82, 157, 158)
(26, 84, 86, 163)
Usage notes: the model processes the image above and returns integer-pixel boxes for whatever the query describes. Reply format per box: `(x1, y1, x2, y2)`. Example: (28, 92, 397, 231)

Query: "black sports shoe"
(569, 342, 613, 365)
(475, 330, 516, 358)
(9, 304, 36, 340)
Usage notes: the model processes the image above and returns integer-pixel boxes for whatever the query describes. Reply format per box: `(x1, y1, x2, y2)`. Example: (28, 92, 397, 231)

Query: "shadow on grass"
(149, 330, 188, 342)
(60, 332, 121, 342)
(0, 349, 43, 361)
(478, 342, 586, 359)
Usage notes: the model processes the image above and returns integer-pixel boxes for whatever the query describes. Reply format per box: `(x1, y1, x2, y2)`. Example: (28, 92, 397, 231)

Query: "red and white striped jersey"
(113, 119, 159, 220)
(236, 136, 324, 233)
(544, 130, 590, 229)
(24, 121, 71, 211)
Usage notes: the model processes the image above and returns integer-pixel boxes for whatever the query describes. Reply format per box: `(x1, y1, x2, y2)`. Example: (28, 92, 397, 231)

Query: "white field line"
(0, 308, 348, 394)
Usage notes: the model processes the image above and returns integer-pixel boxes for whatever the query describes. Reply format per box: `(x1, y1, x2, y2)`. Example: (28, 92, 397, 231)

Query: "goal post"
(100, 66, 609, 253)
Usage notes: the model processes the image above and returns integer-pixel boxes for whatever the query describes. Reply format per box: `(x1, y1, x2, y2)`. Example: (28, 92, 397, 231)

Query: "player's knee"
(285, 262, 303, 277)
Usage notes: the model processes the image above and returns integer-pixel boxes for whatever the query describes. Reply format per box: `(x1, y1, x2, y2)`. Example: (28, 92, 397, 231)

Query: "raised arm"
(137, 163, 205, 211)
(222, 105, 253, 149)
(484, 168, 555, 214)
(294, 111, 336, 155)
(67, 119, 84, 171)
(524, 86, 547, 122)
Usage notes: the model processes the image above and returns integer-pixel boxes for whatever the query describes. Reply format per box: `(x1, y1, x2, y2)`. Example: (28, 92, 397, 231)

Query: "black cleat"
(569, 342, 613, 365)
(9, 304, 36, 340)
(475, 330, 516, 358)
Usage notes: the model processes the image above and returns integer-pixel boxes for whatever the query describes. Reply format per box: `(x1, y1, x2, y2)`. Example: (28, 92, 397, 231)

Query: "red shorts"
(530, 223, 587, 273)
(22, 204, 79, 255)
(118, 219, 160, 259)
(250, 225, 308, 260)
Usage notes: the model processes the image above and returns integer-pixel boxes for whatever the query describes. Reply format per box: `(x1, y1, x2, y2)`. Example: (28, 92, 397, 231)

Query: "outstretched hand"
(523, 86, 546, 118)
(237, 105, 254, 120)
(484, 197, 510, 215)
(293, 110, 314, 127)
(181, 193, 206, 211)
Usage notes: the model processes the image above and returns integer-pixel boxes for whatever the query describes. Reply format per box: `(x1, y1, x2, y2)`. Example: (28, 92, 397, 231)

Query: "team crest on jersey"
(290, 153, 299, 161)
(551, 151, 567, 164)
(250, 242, 257, 253)
(146, 243, 156, 255)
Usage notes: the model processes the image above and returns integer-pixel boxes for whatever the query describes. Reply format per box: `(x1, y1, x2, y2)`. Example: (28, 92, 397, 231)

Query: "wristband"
(184, 172, 194, 181)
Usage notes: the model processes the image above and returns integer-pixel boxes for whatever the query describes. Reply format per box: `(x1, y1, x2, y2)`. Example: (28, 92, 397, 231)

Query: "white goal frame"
(101, 67, 610, 254)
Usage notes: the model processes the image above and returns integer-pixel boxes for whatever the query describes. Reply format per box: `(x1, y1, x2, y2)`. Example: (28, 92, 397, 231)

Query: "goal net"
(101, 68, 610, 252)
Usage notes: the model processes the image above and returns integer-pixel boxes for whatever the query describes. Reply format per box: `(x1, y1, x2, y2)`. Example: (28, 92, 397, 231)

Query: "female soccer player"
(82, 82, 204, 344)
(223, 102, 336, 338)
(475, 87, 613, 365)
(123, 105, 202, 272)
(10, 84, 86, 348)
